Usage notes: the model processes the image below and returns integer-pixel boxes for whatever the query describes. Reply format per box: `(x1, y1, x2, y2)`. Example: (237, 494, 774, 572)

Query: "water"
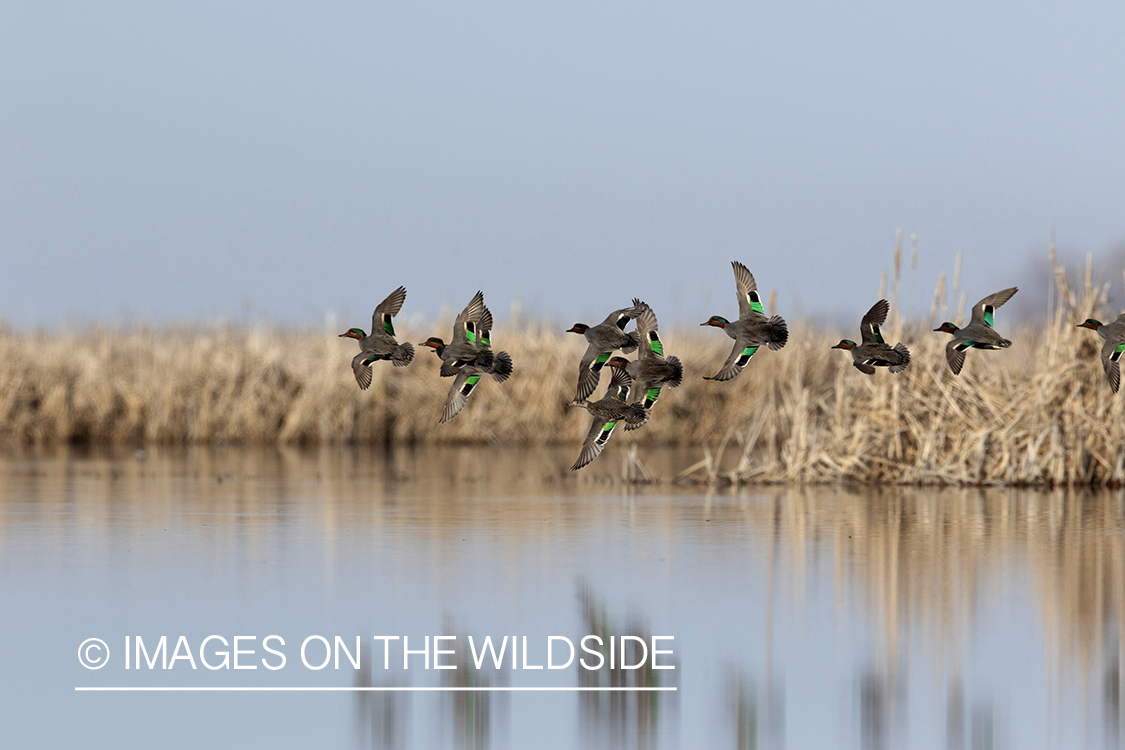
(1, 446, 1122, 749)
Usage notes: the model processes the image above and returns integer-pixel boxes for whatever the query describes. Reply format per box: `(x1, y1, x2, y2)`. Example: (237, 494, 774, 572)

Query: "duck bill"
(830, 344, 843, 349)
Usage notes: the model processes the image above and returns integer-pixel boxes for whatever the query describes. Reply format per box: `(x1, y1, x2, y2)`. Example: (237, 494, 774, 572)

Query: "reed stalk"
(0, 267, 1121, 486)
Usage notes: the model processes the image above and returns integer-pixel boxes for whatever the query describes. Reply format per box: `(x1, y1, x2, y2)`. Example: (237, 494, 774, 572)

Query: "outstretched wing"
(440, 370, 483, 423)
(597, 304, 641, 330)
(351, 351, 373, 390)
(370, 286, 407, 338)
(732, 261, 764, 319)
(1101, 337, 1124, 393)
(632, 300, 665, 359)
(571, 418, 616, 471)
(452, 291, 486, 344)
(969, 287, 1018, 328)
(704, 339, 759, 382)
(945, 339, 968, 375)
(859, 299, 889, 344)
(477, 305, 495, 348)
(575, 344, 612, 402)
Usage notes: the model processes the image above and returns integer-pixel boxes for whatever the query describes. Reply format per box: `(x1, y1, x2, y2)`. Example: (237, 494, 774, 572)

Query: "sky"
(2, 0, 1124, 329)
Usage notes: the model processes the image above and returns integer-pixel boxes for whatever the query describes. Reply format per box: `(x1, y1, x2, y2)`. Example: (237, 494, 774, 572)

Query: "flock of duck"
(340, 261, 1125, 471)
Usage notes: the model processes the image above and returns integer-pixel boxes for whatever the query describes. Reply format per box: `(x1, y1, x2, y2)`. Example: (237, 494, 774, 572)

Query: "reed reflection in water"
(0, 446, 1122, 748)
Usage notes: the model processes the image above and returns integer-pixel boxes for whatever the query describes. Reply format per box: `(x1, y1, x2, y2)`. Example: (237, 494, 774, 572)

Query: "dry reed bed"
(0, 271, 1122, 486)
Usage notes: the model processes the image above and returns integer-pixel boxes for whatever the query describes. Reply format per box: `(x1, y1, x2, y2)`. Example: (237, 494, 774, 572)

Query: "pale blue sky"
(2, 0, 1123, 328)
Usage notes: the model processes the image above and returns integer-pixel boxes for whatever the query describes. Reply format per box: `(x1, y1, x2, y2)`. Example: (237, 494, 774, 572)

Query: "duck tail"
(393, 342, 415, 367)
(475, 349, 496, 370)
(627, 403, 650, 428)
(665, 355, 683, 388)
(889, 342, 910, 374)
(997, 337, 1012, 348)
(621, 331, 640, 355)
(491, 351, 514, 383)
(766, 315, 788, 351)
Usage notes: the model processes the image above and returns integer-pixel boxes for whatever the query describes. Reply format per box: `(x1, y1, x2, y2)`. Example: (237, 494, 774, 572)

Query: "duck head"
(933, 322, 959, 335)
(831, 339, 856, 350)
(419, 337, 446, 351)
(701, 316, 729, 328)
(607, 356, 631, 370)
(1077, 318, 1102, 330)
(566, 323, 589, 334)
(339, 328, 366, 340)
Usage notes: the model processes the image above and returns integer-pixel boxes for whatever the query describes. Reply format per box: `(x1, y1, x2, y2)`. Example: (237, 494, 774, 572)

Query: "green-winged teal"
(608, 299, 682, 413)
(569, 366, 649, 470)
(702, 261, 788, 381)
(1077, 313, 1125, 392)
(934, 287, 1018, 375)
(832, 299, 910, 374)
(475, 304, 515, 383)
(339, 285, 415, 390)
(420, 291, 508, 422)
(566, 303, 643, 402)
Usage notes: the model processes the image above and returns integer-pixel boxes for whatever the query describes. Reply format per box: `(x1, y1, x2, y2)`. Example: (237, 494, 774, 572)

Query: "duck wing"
(732, 261, 764, 319)
(477, 306, 495, 348)
(1101, 335, 1124, 393)
(632, 300, 665, 360)
(440, 369, 482, 423)
(859, 299, 889, 344)
(853, 360, 877, 375)
(575, 343, 613, 402)
(597, 304, 641, 330)
(945, 339, 967, 375)
(369, 286, 407, 338)
(451, 290, 486, 344)
(969, 287, 1018, 328)
(704, 338, 758, 382)
(571, 417, 616, 470)
(351, 351, 374, 390)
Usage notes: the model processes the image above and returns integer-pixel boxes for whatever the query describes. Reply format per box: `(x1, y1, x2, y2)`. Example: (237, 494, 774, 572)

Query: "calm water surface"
(1, 446, 1122, 749)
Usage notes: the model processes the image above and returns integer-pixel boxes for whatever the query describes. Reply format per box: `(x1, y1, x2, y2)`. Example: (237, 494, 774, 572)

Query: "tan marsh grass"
(1, 263, 1122, 486)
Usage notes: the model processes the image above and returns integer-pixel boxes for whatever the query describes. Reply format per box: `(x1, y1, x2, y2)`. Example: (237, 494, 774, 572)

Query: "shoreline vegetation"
(2, 256, 1124, 487)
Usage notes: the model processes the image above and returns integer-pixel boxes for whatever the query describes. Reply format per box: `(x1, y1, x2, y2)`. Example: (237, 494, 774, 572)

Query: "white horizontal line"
(75, 686, 676, 692)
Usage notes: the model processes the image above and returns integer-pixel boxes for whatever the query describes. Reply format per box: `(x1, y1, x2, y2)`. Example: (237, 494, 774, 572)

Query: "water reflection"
(575, 581, 679, 750)
(725, 667, 783, 750)
(437, 617, 509, 750)
(353, 662, 409, 750)
(2, 447, 1124, 748)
